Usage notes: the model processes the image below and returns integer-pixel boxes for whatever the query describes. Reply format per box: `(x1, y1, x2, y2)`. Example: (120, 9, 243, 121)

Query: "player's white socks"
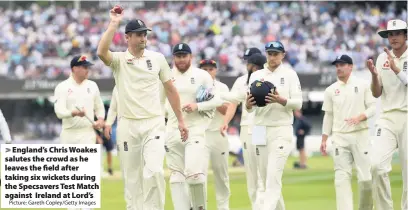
(170, 182, 191, 210)
(358, 181, 373, 210)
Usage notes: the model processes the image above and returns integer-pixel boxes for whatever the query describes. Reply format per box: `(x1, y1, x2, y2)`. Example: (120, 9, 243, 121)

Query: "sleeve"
(321, 88, 333, 112)
(158, 54, 172, 83)
(285, 72, 303, 110)
(0, 109, 12, 143)
(363, 83, 377, 118)
(397, 71, 408, 86)
(197, 74, 223, 111)
(93, 84, 105, 119)
(222, 77, 246, 104)
(108, 52, 121, 71)
(54, 84, 72, 119)
(322, 111, 333, 136)
(106, 87, 118, 126)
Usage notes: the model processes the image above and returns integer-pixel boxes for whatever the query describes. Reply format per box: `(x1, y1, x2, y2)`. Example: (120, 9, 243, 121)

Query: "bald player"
(246, 41, 302, 210)
(199, 59, 231, 210)
(320, 55, 375, 210)
(220, 52, 266, 209)
(54, 55, 105, 210)
(368, 19, 407, 210)
(165, 43, 222, 210)
(97, 7, 188, 210)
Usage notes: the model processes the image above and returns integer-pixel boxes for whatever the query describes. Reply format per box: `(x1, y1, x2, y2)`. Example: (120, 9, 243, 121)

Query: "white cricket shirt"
(165, 66, 220, 129)
(109, 49, 172, 119)
(247, 64, 303, 127)
(206, 80, 230, 132)
(322, 76, 376, 133)
(54, 76, 105, 129)
(376, 49, 407, 113)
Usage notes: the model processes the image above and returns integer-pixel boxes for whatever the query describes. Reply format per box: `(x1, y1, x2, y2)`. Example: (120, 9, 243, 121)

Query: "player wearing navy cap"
(97, 6, 188, 210)
(321, 54, 375, 210)
(245, 41, 302, 210)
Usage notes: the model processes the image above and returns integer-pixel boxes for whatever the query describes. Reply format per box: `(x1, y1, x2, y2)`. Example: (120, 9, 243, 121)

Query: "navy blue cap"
(70, 55, 93, 68)
(265, 41, 285, 53)
(243, 47, 262, 60)
(247, 54, 266, 67)
(250, 80, 276, 107)
(125, 19, 151, 34)
(173, 43, 192, 55)
(331, 55, 353, 65)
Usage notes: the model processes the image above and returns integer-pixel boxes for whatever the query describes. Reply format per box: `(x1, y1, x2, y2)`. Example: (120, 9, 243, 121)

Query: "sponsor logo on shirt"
(354, 86, 358, 93)
(403, 61, 407, 72)
(190, 77, 195, 84)
(126, 59, 133, 65)
(280, 77, 285, 85)
(383, 60, 390, 69)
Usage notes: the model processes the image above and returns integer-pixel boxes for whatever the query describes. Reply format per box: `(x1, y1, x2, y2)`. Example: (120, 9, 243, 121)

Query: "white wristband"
(397, 71, 407, 86)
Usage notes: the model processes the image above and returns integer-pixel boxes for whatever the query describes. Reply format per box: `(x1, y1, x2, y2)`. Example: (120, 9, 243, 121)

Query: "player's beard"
(175, 60, 191, 72)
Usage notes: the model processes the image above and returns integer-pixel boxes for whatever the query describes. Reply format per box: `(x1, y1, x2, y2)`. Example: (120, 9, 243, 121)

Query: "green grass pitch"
(1, 155, 403, 210)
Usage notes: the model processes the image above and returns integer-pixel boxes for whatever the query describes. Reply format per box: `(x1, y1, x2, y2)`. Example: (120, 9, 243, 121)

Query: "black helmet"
(250, 80, 276, 107)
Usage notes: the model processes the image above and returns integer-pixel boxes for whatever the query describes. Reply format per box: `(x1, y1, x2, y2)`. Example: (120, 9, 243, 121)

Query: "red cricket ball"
(113, 5, 123, 14)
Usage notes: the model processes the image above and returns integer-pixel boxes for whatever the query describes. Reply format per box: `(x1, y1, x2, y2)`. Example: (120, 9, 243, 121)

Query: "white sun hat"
(378, 19, 408, 38)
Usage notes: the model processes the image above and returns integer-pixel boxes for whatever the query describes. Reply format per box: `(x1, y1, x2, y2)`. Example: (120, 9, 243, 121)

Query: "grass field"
(1, 155, 403, 210)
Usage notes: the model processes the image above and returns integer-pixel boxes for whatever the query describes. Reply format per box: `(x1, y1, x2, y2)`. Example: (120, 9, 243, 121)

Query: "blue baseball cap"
(265, 41, 285, 53)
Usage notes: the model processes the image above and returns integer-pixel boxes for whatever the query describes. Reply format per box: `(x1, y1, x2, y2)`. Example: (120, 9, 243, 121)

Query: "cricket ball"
(113, 5, 123, 14)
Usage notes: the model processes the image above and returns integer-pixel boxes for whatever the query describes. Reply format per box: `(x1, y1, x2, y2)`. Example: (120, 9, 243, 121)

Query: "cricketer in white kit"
(53, 55, 105, 210)
(320, 54, 375, 210)
(165, 43, 222, 210)
(220, 52, 266, 210)
(368, 19, 408, 210)
(97, 8, 188, 210)
(0, 108, 12, 144)
(246, 41, 302, 210)
(199, 59, 231, 210)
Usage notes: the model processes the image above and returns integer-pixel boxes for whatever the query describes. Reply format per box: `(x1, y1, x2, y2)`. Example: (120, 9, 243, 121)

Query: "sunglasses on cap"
(265, 41, 285, 53)
(199, 59, 217, 68)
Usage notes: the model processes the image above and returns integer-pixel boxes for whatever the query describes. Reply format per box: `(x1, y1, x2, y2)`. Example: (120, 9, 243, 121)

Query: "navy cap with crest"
(247, 54, 267, 67)
(70, 55, 94, 68)
(250, 80, 276, 107)
(331, 55, 353, 65)
(173, 43, 192, 55)
(125, 19, 152, 34)
(243, 47, 262, 60)
(265, 41, 285, 53)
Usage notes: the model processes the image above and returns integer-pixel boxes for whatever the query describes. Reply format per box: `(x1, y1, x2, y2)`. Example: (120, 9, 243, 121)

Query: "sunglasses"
(265, 41, 284, 49)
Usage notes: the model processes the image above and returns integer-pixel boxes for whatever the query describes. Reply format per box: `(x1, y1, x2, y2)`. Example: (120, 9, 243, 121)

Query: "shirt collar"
(125, 49, 149, 60)
(390, 48, 407, 59)
(337, 74, 355, 85)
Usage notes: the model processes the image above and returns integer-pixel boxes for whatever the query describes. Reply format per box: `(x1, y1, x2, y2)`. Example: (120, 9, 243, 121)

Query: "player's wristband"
(397, 71, 407, 86)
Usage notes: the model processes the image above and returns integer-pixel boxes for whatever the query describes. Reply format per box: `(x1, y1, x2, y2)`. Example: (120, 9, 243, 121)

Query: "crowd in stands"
(0, 1, 405, 80)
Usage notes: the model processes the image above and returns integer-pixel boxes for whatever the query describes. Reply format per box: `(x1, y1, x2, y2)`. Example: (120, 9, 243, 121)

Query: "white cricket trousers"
(240, 125, 264, 210)
(165, 127, 208, 210)
(371, 110, 407, 210)
(331, 129, 373, 210)
(205, 130, 230, 210)
(255, 125, 292, 210)
(116, 116, 166, 210)
(60, 127, 96, 210)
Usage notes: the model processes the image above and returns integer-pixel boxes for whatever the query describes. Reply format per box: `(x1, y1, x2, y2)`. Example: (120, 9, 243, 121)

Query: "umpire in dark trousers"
(293, 109, 311, 169)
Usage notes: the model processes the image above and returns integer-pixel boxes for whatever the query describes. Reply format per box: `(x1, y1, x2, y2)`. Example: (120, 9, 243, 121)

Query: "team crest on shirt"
(126, 59, 133, 65)
(68, 88, 73, 95)
(190, 77, 195, 84)
(335, 89, 340, 96)
(124, 141, 128, 151)
(146, 59, 152, 70)
(376, 128, 381, 136)
(280, 77, 285, 85)
(87, 87, 90, 94)
(354, 86, 358, 93)
(403, 61, 407, 72)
